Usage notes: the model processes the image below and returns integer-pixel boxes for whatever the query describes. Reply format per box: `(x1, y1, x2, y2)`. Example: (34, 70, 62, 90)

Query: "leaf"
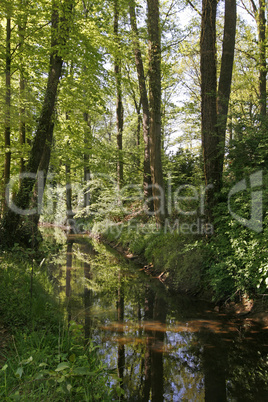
(15, 367, 23, 378)
(1, 364, 8, 371)
(72, 367, 93, 376)
(21, 356, 33, 365)
(39, 362, 48, 367)
(55, 362, 70, 372)
(67, 383, 72, 392)
(68, 353, 76, 363)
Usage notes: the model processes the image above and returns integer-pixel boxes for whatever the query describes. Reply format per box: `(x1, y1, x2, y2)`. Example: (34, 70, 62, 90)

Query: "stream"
(43, 228, 268, 401)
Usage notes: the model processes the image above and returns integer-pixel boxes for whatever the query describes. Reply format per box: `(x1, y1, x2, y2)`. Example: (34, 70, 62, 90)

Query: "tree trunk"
(2, 17, 11, 215)
(0, 0, 73, 248)
(147, 0, 165, 224)
(258, 0, 266, 118)
(83, 112, 91, 209)
(200, 0, 218, 221)
(18, 11, 28, 175)
(217, 0, 237, 187)
(129, 0, 153, 212)
(114, 0, 124, 188)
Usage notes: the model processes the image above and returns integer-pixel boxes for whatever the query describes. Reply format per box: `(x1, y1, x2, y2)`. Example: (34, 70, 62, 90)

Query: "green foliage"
(0, 323, 117, 401)
(0, 250, 120, 401)
(203, 184, 268, 302)
(94, 217, 204, 294)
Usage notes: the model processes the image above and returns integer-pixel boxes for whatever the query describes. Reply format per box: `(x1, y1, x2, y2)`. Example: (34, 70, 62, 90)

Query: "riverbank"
(92, 218, 268, 326)
(0, 249, 120, 400)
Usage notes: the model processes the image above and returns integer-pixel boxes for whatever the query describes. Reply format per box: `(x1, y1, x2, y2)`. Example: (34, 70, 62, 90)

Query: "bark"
(2, 17, 11, 215)
(83, 112, 91, 209)
(66, 163, 73, 221)
(147, 0, 165, 224)
(129, 0, 153, 211)
(18, 11, 28, 174)
(19, 69, 26, 174)
(114, 0, 124, 188)
(65, 112, 74, 223)
(217, 0, 237, 186)
(200, 0, 218, 220)
(0, 0, 73, 248)
(27, 121, 54, 246)
(258, 0, 266, 118)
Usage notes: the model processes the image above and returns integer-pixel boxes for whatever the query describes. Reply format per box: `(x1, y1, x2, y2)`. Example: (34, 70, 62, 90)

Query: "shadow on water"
(44, 230, 268, 402)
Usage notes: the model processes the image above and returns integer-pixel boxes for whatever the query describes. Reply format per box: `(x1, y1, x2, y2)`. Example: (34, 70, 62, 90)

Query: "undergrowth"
(0, 250, 121, 401)
(92, 217, 204, 295)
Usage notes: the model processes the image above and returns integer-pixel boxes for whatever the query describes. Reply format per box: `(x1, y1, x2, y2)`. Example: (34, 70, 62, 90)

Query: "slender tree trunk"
(66, 163, 73, 221)
(129, 0, 153, 211)
(18, 10, 28, 175)
(114, 0, 124, 188)
(0, 0, 73, 248)
(217, 0, 237, 187)
(258, 0, 266, 118)
(65, 112, 74, 224)
(147, 0, 165, 224)
(83, 112, 91, 209)
(200, 0, 218, 221)
(19, 70, 26, 174)
(2, 17, 11, 215)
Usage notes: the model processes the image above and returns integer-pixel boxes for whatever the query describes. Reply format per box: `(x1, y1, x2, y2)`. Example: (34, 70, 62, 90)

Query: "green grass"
(0, 250, 121, 401)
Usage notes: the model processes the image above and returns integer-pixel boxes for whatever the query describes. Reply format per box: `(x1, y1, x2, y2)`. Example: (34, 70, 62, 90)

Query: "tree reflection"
(53, 236, 268, 401)
(117, 270, 125, 390)
(66, 239, 73, 324)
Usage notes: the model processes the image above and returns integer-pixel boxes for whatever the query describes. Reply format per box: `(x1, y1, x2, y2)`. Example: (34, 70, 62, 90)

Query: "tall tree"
(201, 0, 236, 222)
(200, 0, 218, 220)
(114, 0, 124, 188)
(18, 2, 28, 175)
(257, 0, 266, 118)
(147, 0, 165, 224)
(217, 0, 237, 186)
(2, 16, 11, 215)
(129, 0, 153, 211)
(0, 0, 74, 248)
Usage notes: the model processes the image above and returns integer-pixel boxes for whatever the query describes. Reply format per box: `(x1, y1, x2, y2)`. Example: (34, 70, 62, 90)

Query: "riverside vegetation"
(0, 0, 268, 398)
(0, 244, 122, 401)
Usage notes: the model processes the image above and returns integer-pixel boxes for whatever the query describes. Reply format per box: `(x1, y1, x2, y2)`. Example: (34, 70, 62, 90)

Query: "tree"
(248, 0, 267, 118)
(147, 0, 165, 224)
(114, 0, 124, 188)
(129, 0, 153, 211)
(2, 15, 11, 215)
(217, 0, 237, 186)
(0, 0, 74, 248)
(200, 0, 236, 222)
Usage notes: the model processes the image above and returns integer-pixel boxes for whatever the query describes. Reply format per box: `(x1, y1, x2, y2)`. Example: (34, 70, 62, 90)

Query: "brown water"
(45, 230, 268, 401)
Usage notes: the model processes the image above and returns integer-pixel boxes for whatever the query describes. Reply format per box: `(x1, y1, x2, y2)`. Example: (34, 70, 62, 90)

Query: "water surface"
(44, 229, 268, 401)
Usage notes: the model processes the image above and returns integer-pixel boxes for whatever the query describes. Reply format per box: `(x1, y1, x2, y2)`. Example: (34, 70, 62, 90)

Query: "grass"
(0, 248, 122, 401)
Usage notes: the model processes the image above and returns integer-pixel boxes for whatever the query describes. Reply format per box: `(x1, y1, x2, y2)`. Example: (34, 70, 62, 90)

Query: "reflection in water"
(203, 334, 227, 402)
(66, 239, 73, 324)
(83, 243, 93, 343)
(117, 270, 125, 390)
(47, 233, 268, 401)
